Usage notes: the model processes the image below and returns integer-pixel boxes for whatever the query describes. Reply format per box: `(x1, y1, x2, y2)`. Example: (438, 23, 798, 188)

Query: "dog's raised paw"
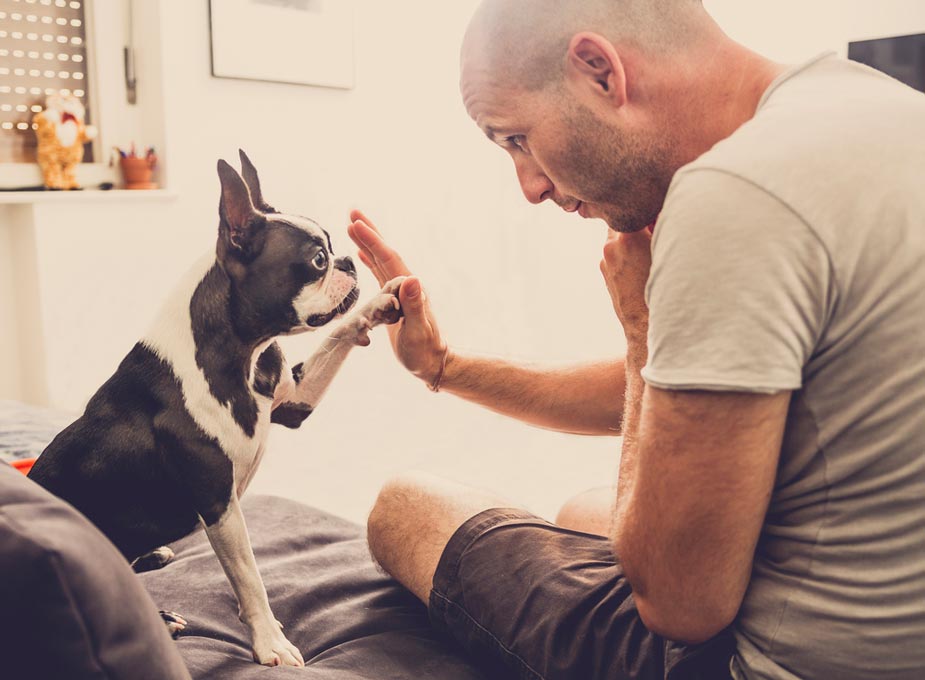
(371, 295, 402, 326)
(160, 610, 187, 639)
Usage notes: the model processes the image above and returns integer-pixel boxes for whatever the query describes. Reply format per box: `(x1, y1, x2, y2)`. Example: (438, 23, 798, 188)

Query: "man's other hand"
(348, 210, 448, 387)
(600, 227, 652, 344)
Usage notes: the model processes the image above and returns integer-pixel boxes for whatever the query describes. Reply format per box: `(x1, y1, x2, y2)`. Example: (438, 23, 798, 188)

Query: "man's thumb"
(399, 277, 426, 317)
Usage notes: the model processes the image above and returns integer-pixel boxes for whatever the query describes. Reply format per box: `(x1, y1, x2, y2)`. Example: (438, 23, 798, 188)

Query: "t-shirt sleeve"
(641, 168, 834, 394)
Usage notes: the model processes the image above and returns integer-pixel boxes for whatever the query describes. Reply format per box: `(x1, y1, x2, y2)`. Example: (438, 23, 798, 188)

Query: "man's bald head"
(462, 0, 708, 91)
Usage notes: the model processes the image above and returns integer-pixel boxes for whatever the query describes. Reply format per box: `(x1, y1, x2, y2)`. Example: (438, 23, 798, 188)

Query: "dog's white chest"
(140, 255, 277, 499)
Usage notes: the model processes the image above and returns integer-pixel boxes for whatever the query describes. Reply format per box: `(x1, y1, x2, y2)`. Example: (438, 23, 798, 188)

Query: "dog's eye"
(311, 251, 328, 271)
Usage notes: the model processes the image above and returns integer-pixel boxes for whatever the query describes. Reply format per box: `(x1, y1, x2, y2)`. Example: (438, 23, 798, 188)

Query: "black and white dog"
(29, 151, 402, 667)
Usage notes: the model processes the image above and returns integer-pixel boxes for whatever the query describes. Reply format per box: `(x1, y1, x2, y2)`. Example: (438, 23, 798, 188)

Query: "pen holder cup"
(119, 156, 157, 190)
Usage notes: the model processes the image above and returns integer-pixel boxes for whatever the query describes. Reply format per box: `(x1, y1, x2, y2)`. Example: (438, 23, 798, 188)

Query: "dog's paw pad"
(371, 297, 403, 326)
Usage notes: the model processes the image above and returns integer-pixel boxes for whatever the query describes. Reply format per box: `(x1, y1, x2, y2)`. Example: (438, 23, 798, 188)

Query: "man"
(349, 1, 925, 678)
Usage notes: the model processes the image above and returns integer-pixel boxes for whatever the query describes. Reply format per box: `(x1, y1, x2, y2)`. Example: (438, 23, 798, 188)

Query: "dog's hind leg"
(131, 546, 175, 573)
(134, 548, 187, 639)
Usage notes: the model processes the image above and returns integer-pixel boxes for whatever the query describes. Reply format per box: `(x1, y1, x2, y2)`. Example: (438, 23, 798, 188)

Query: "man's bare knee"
(367, 471, 512, 603)
(367, 470, 433, 567)
(556, 486, 615, 537)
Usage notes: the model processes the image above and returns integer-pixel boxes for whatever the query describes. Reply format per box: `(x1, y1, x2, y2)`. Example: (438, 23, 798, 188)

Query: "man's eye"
(311, 251, 328, 271)
(506, 135, 527, 153)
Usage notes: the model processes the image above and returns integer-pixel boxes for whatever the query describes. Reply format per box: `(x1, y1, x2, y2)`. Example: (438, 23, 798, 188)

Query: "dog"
(28, 150, 403, 667)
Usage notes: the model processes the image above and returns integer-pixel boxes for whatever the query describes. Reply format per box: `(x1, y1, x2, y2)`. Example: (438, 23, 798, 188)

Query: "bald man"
(349, 1, 925, 678)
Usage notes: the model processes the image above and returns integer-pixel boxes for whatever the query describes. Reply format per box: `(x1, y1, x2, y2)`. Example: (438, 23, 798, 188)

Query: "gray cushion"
(140, 494, 499, 679)
(0, 399, 74, 464)
(0, 461, 192, 680)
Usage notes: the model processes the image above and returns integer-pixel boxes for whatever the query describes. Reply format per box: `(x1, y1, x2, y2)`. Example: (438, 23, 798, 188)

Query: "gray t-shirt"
(643, 53, 925, 679)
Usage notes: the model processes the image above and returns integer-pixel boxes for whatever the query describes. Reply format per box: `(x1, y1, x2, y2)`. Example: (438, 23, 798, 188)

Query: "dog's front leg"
(202, 493, 303, 667)
(272, 277, 404, 427)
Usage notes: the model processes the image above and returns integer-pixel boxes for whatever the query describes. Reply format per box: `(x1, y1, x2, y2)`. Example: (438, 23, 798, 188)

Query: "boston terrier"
(28, 151, 402, 667)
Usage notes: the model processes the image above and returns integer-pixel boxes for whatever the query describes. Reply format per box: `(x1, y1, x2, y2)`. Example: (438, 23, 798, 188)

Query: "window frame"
(0, 0, 112, 187)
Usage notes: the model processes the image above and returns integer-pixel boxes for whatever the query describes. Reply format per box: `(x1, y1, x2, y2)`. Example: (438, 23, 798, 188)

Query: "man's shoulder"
(697, 57, 921, 170)
(663, 55, 925, 250)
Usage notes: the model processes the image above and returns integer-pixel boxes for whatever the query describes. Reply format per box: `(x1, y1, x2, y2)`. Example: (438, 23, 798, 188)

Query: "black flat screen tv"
(848, 33, 925, 92)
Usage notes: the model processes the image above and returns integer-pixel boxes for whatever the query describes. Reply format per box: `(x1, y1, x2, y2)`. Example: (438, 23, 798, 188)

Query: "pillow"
(0, 461, 191, 680)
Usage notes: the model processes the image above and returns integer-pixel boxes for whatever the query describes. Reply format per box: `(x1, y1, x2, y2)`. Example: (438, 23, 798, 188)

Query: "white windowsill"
(0, 189, 177, 205)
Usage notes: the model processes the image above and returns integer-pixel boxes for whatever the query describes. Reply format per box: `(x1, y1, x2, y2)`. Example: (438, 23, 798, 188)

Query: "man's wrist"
(427, 346, 450, 392)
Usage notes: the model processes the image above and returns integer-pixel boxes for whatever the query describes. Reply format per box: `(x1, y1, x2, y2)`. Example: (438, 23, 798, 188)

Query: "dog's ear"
(217, 159, 265, 260)
(239, 149, 276, 214)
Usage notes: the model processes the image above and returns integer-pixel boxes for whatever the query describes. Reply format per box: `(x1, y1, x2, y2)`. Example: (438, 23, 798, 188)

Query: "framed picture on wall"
(209, 0, 355, 89)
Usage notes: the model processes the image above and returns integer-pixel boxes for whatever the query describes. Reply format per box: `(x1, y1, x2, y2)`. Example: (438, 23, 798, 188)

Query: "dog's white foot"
(251, 627, 304, 667)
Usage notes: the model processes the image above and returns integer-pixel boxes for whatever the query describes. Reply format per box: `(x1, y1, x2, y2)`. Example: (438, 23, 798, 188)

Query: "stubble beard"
(559, 101, 675, 233)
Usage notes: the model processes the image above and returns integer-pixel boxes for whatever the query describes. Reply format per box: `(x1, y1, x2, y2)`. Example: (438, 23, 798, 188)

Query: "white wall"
(707, 0, 925, 62)
(4, 1, 925, 523)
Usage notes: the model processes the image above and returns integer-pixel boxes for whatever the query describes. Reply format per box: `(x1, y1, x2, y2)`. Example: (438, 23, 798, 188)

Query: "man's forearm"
(615, 336, 648, 506)
(436, 352, 626, 436)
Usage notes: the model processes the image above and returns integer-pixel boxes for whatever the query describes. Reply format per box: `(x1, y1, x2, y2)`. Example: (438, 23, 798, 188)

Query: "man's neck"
(668, 41, 788, 164)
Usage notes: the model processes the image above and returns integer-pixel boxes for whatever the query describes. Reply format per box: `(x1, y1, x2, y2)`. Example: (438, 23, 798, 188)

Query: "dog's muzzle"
(306, 257, 359, 327)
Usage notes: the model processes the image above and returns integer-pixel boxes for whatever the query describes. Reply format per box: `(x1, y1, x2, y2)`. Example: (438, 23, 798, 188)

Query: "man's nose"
(514, 155, 554, 205)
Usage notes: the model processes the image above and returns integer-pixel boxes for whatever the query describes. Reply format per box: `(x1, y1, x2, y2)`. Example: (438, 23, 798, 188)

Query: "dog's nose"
(334, 256, 356, 275)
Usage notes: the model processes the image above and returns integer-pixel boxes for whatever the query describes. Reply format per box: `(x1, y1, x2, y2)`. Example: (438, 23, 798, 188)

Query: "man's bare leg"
(555, 486, 615, 537)
(367, 471, 509, 603)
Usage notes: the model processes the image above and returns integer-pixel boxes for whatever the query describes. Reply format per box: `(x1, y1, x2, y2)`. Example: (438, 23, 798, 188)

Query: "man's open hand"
(347, 210, 448, 386)
(600, 227, 653, 345)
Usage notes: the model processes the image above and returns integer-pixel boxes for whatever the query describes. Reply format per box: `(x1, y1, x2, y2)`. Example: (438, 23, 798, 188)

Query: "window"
(0, 0, 92, 163)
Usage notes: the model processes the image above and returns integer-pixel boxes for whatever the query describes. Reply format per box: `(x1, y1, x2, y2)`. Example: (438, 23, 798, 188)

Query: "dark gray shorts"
(428, 508, 734, 680)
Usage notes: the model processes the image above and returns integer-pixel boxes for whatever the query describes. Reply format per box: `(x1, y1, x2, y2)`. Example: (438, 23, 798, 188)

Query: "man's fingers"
(602, 239, 621, 267)
(349, 209, 382, 236)
(349, 224, 386, 284)
(357, 249, 386, 286)
(602, 229, 652, 266)
(348, 220, 411, 279)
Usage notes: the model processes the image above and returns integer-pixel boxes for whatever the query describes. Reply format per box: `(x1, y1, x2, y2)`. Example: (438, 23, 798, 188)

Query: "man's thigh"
(368, 473, 733, 680)
(367, 471, 510, 603)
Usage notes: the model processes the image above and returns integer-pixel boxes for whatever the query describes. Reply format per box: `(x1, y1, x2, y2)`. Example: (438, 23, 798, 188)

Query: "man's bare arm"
(439, 354, 624, 436)
(348, 209, 624, 436)
(614, 387, 789, 643)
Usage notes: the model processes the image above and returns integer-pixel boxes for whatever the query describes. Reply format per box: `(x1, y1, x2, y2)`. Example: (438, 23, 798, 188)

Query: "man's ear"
(565, 32, 627, 107)
(217, 159, 264, 260)
(238, 149, 277, 214)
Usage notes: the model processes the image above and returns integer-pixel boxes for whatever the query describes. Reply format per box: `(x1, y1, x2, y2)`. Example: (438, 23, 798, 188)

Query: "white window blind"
(0, 0, 92, 163)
